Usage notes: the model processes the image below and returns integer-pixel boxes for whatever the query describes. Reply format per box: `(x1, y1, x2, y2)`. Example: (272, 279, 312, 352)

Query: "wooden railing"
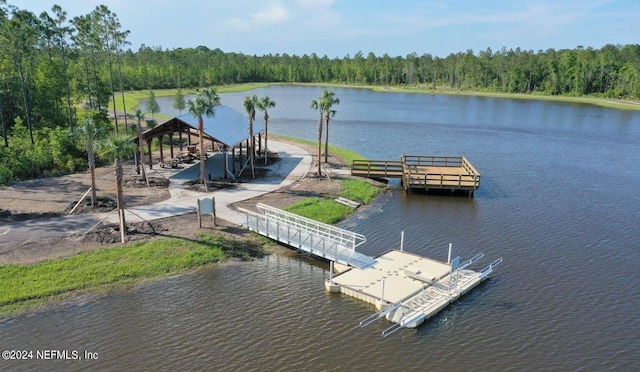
(402, 155, 480, 190)
(402, 155, 464, 168)
(352, 155, 481, 192)
(351, 159, 403, 178)
(403, 173, 480, 189)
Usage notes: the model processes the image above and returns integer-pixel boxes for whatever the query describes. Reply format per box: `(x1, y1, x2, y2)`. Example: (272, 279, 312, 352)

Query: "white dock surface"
(331, 250, 452, 304)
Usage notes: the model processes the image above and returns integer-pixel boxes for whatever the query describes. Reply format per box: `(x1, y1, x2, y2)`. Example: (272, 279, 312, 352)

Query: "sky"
(20, 0, 640, 58)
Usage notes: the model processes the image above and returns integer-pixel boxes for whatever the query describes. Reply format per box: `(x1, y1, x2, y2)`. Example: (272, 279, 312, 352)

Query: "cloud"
(295, 0, 335, 8)
(251, 1, 290, 24)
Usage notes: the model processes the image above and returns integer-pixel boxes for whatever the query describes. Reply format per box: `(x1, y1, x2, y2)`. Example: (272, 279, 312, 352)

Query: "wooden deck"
(351, 155, 481, 196)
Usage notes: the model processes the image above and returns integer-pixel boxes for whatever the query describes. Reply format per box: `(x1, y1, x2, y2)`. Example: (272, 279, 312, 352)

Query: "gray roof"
(175, 105, 264, 147)
(141, 105, 265, 148)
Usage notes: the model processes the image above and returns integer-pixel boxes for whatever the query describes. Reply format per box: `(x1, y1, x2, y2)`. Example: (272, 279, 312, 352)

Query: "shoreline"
(0, 137, 384, 320)
(116, 83, 640, 116)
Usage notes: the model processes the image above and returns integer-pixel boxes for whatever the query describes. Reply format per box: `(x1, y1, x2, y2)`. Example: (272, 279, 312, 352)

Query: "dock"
(240, 204, 501, 336)
(352, 155, 481, 196)
(327, 248, 501, 337)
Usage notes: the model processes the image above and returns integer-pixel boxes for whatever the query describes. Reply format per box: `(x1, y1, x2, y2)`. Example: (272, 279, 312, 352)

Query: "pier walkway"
(352, 155, 481, 195)
(240, 203, 376, 269)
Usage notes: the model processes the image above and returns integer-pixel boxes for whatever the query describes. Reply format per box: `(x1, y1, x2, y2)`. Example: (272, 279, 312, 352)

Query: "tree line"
(1, 1, 639, 184)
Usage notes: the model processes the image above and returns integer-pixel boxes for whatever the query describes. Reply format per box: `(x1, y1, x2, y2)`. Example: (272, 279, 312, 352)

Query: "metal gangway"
(240, 203, 376, 269)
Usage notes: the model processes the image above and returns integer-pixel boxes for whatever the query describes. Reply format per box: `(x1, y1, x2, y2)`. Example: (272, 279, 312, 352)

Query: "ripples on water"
(2, 87, 640, 371)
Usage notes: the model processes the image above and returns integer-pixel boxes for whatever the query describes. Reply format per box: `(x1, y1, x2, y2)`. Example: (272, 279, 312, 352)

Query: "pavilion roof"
(139, 105, 264, 148)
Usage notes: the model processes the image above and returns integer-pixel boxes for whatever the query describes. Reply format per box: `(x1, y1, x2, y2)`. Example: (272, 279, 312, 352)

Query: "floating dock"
(240, 204, 501, 337)
(326, 247, 501, 337)
(351, 155, 481, 196)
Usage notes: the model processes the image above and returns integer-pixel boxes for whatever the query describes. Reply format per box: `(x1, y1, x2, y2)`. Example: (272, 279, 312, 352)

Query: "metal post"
(447, 243, 452, 264)
(329, 261, 334, 285)
(400, 231, 405, 251)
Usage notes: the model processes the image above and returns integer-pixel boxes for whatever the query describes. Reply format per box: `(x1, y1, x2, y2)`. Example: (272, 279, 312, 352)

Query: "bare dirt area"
(0, 162, 170, 221)
(0, 139, 378, 266)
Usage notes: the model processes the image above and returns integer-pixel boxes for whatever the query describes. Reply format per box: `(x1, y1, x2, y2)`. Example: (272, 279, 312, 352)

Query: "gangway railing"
(240, 203, 375, 269)
(256, 203, 365, 251)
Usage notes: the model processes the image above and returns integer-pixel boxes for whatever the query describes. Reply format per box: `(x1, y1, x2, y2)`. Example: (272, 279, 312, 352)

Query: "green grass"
(110, 83, 272, 116)
(272, 135, 366, 165)
(280, 82, 640, 111)
(284, 179, 383, 224)
(0, 234, 265, 314)
(285, 198, 352, 224)
(339, 179, 380, 204)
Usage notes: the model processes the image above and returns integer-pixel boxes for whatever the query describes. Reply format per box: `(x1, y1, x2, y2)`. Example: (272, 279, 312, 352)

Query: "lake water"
(3, 86, 639, 371)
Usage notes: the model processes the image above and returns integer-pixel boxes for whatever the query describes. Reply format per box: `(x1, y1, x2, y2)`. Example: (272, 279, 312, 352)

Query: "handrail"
(255, 203, 366, 250)
(351, 159, 403, 178)
(359, 302, 401, 328)
(480, 257, 503, 279)
(382, 320, 404, 337)
(458, 253, 484, 270)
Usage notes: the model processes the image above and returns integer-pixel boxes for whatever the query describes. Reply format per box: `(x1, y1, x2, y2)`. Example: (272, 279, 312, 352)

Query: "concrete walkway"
(0, 140, 312, 243)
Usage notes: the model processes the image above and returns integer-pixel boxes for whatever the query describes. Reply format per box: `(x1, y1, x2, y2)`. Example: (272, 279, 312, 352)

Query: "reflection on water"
(3, 86, 640, 371)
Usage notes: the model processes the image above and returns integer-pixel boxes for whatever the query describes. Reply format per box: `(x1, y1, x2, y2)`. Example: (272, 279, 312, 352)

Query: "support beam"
(223, 147, 228, 180)
(238, 141, 243, 175)
(135, 141, 141, 174)
(146, 139, 153, 169)
(170, 132, 174, 159)
(232, 146, 236, 175)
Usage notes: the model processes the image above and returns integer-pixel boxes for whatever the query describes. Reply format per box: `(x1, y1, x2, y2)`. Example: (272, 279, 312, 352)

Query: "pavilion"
(133, 105, 265, 179)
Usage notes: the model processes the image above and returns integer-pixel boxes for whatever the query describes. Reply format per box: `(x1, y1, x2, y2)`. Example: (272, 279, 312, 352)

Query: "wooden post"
(179, 130, 183, 151)
(232, 147, 236, 175)
(147, 139, 153, 169)
(135, 141, 141, 175)
(170, 132, 174, 159)
(223, 147, 228, 180)
(238, 141, 243, 173)
(119, 208, 126, 243)
(159, 134, 164, 160)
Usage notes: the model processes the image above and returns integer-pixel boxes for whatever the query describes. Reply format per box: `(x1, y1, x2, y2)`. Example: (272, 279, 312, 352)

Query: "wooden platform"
(352, 155, 480, 196)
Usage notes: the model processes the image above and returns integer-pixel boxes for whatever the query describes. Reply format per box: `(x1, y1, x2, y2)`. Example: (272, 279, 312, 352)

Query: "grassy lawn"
(285, 178, 382, 224)
(109, 83, 272, 116)
(278, 136, 382, 224)
(272, 135, 366, 165)
(0, 234, 265, 316)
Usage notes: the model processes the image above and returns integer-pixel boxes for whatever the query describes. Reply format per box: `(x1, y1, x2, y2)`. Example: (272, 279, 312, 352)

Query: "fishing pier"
(351, 155, 481, 196)
(240, 204, 501, 336)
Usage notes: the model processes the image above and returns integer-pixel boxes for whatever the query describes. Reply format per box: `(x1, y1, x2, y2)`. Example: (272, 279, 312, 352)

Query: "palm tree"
(320, 90, 339, 163)
(256, 96, 276, 164)
(243, 94, 258, 178)
(99, 133, 134, 243)
(129, 109, 146, 180)
(310, 97, 324, 176)
(187, 87, 220, 191)
(77, 117, 103, 206)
